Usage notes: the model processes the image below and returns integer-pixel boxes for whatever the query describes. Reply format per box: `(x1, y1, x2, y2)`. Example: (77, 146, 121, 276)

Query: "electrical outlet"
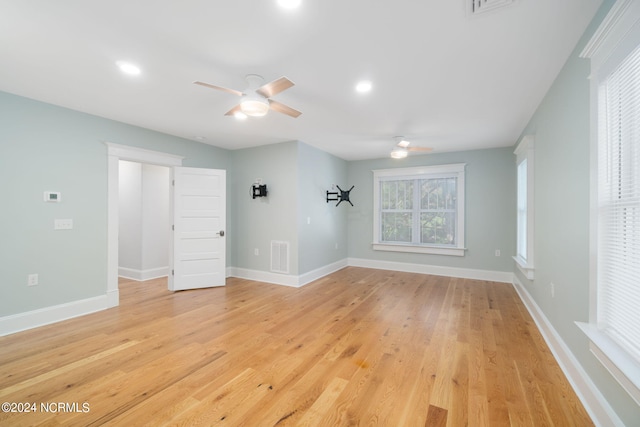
(495, 249, 501, 257)
(28, 274, 38, 286)
(551, 282, 555, 298)
(254, 248, 259, 256)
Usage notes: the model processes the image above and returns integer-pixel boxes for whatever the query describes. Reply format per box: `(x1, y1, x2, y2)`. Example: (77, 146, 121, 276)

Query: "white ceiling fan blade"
(256, 76, 295, 98)
(193, 81, 244, 97)
(268, 99, 302, 118)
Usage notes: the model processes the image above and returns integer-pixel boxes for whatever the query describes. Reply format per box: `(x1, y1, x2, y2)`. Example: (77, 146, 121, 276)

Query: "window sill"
(576, 322, 640, 406)
(513, 255, 534, 280)
(372, 243, 465, 257)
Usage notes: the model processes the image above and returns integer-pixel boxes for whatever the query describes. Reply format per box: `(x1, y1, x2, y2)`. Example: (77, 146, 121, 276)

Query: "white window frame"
(577, 0, 640, 406)
(372, 164, 466, 256)
(513, 135, 535, 279)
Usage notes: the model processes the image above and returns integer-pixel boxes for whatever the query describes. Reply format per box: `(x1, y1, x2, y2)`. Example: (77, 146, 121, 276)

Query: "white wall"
(118, 161, 143, 272)
(118, 160, 170, 280)
(141, 163, 170, 274)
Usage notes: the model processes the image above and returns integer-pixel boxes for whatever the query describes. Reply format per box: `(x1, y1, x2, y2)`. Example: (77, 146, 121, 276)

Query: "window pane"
(421, 212, 456, 245)
(381, 212, 412, 242)
(419, 177, 457, 245)
(421, 178, 457, 210)
(381, 180, 413, 210)
(517, 159, 528, 260)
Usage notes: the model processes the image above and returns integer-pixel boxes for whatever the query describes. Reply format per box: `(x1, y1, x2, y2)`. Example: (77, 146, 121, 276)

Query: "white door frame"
(105, 142, 184, 307)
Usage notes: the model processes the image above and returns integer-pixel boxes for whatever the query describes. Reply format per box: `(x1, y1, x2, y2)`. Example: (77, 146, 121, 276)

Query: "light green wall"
(231, 141, 348, 277)
(0, 91, 231, 317)
(516, 0, 639, 424)
(297, 142, 348, 274)
(231, 141, 300, 275)
(347, 147, 516, 272)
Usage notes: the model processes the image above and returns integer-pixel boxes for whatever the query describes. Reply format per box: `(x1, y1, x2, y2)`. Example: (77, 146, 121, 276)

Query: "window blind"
(597, 42, 640, 363)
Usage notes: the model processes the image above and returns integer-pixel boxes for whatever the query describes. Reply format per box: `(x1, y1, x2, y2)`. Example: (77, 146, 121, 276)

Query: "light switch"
(54, 219, 73, 230)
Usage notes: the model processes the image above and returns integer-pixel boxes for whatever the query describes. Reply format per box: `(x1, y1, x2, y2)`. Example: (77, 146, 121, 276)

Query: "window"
(513, 135, 535, 279)
(373, 164, 466, 256)
(578, 0, 640, 405)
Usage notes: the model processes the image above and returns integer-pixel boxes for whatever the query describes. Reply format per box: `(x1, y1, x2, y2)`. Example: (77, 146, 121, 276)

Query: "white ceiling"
(0, 0, 602, 160)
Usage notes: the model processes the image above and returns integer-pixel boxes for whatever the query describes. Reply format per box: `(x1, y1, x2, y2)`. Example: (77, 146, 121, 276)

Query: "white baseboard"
(0, 294, 115, 337)
(118, 266, 169, 281)
(229, 267, 300, 287)
(347, 257, 514, 283)
(228, 259, 349, 288)
(512, 276, 623, 427)
(228, 258, 511, 288)
(298, 259, 349, 286)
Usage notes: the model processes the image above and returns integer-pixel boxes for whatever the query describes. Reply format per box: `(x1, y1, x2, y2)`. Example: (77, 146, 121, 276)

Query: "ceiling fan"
(193, 74, 302, 119)
(390, 136, 432, 158)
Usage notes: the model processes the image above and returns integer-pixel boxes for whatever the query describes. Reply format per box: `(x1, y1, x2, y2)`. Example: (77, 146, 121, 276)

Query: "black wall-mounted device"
(326, 185, 354, 206)
(252, 184, 268, 199)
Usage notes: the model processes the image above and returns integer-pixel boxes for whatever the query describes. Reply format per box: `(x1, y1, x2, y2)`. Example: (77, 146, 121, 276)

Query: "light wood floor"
(0, 267, 592, 426)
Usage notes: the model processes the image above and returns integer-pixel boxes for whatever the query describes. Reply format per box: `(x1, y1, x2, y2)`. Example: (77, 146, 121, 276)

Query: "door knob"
(217, 230, 225, 237)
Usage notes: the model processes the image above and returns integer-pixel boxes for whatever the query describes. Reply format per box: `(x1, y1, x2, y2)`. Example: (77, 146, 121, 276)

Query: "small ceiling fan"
(193, 74, 302, 118)
(390, 136, 432, 158)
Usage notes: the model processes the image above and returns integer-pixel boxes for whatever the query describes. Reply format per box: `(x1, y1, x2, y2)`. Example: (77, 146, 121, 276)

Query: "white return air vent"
(469, 0, 514, 15)
(271, 240, 290, 274)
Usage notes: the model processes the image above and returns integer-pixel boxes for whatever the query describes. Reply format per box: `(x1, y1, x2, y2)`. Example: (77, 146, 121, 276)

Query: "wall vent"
(469, 0, 514, 15)
(270, 240, 290, 274)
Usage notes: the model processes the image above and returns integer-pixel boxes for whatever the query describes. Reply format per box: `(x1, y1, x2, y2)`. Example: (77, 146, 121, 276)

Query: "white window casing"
(513, 135, 535, 280)
(577, 0, 640, 405)
(372, 164, 466, 256)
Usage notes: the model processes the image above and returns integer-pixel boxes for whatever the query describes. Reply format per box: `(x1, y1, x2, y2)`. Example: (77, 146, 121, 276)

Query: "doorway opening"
(118, 160, 171, 281)
(105, 143, 184, 308)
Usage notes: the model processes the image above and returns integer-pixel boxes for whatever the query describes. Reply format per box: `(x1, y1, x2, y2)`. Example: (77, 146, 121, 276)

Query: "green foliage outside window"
(380, 177, 457, 245)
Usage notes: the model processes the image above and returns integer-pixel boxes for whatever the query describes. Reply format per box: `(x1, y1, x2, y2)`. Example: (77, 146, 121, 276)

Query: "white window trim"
(577, 0, 640, 405)
(372, 163, 466, 256)
(513, 135, 535, 280)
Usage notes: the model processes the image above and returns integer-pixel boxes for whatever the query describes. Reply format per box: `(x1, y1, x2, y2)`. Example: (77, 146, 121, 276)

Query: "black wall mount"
(252, 184, 268, 199)
(326, 185, 354, 206)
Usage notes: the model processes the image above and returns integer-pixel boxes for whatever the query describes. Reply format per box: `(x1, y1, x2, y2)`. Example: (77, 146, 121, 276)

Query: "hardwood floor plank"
(0, 340, 140, 399)
(296, 376, 348, 426)
(425, 404, 448, 427)
(0, 268, 594, 426)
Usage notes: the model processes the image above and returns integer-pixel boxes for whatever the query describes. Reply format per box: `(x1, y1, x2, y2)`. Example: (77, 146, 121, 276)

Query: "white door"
(169, 167, 226, 291)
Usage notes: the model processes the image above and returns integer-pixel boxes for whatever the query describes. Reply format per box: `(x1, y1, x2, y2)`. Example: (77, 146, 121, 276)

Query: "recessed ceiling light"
(277, 0, 301, 9)
(193, 136, 206, 141)
(116, 61, 141, 76)
(355, 80, 372, 93)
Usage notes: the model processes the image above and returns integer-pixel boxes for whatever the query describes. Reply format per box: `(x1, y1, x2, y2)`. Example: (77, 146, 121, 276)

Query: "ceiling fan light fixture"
(397, 139, 411, 148)
(240, 97, 269, 117)
(234, 111, 248, 120)
(390, 148, 408, 159)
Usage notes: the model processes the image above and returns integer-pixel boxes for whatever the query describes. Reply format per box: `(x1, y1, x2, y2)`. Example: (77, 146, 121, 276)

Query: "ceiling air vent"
(469, 0, 514, 15)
